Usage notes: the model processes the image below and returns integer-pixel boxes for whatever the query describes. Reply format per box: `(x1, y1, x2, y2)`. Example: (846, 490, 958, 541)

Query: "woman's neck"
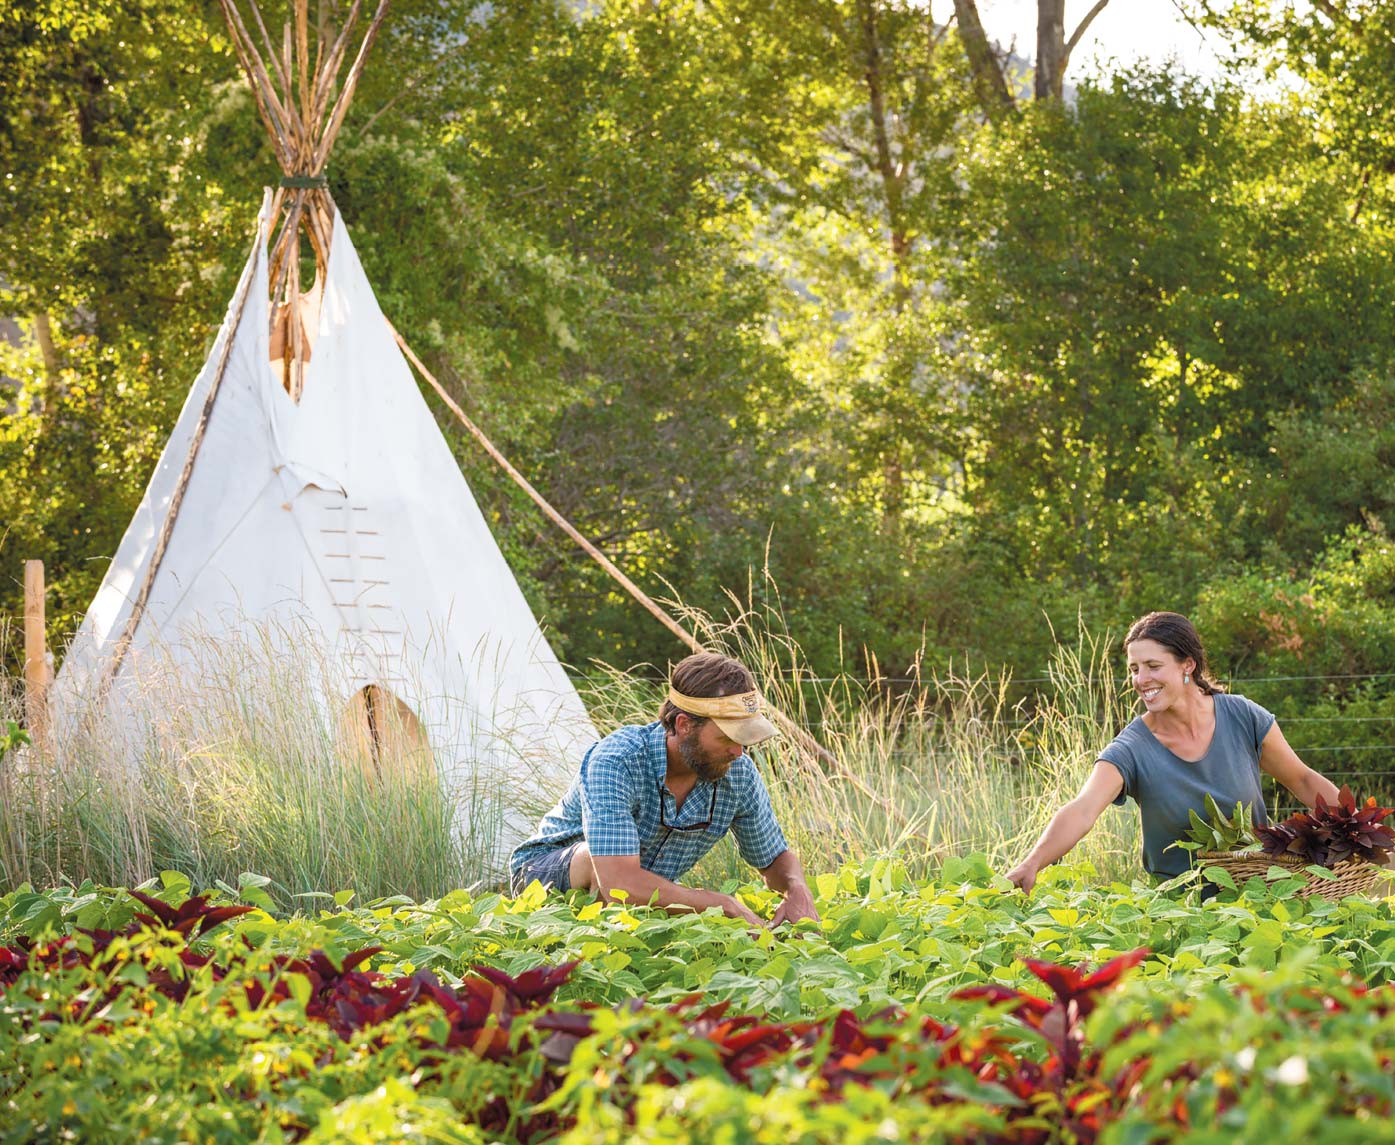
(1147, 689, 1213, 736)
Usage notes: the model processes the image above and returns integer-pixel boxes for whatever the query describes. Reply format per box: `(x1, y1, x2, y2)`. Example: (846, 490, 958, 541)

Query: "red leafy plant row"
(3, 893, 1393, 1144)
(533, 949, 1158, 1144)
(528, 950, 1387, 1141)
(0, 890, 575, 1051)
(536, 949, 1395, 1144)
(1256, 785, 1395, 867)
(0, 892, 584, 1139)
(0, 897, 1150, 1141)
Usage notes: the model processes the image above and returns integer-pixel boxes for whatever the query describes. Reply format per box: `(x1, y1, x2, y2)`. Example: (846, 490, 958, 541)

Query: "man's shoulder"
(586, 722, 664, 772)
(722, 755, 767, 797)
(595, 721, 663, 750)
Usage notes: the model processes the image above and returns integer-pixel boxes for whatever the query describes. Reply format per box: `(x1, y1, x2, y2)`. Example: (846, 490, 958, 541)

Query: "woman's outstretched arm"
(1006, 761, 1125, 893)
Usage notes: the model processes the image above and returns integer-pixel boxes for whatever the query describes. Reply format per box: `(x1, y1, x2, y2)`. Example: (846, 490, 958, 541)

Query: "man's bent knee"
(511, 841, 582, 896)
(568, 841, 596, 893)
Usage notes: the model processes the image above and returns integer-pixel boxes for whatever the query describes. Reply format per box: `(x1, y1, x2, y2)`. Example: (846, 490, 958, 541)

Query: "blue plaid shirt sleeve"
(729, 762, 788, 870)
(579, 737, 643, 857)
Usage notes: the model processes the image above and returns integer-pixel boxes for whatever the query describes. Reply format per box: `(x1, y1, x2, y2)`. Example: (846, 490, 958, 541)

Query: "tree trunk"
(1036, 0, 1066, 100)
(952, 0, 1015, 121)
(855, 0, 911, 513)
(857, 0, 912, 311)
(33, 312, 59, 387)
(1039, 0, 1112, 102)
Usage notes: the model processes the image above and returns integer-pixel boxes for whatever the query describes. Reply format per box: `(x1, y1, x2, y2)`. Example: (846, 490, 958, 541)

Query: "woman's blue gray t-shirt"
(1101, 693, 1276, 878)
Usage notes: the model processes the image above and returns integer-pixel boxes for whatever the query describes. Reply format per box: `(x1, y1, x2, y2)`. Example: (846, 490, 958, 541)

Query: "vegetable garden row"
(4, 859, 1395, 1143)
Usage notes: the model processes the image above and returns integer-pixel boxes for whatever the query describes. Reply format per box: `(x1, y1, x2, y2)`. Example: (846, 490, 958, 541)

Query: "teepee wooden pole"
(23, 560, 51, 752)
(220, 1, 294, 162)
(313, 0, 364, 122)
(313, 1, 389, 170)
(391, 325, 698, 652)
(287, 236, 304, 400)
(98, 215, 267, 700)
(282, 22, 295, 116)
(296, 0, 311, 129)
(246, 0, 292, 95)
(389, 324, 871, 792)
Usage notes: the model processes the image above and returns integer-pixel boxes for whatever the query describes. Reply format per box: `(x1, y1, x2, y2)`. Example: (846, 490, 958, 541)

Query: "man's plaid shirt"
(509, 722, 789, 882)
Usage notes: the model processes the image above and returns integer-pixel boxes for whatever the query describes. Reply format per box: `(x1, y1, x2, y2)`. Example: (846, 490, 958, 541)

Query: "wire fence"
(746, 667, 1392, 811)
(594, 670, 1395, 686)
(582, 667, 1392, 810)
(600, 666, 1394, 736)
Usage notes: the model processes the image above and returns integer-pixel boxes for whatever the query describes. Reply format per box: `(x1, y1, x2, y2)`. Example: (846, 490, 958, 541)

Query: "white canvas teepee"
(53, 0, 597, 852)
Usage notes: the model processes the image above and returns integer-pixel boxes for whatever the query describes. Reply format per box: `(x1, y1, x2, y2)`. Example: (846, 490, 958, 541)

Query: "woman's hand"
(1006, 862, 1039, 894)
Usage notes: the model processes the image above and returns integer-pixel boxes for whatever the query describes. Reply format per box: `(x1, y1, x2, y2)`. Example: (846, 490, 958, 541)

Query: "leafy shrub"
(1257, 685, 1395, 810)
(1172, 795, 1260, 857)
(1197, 525, 1395, 700)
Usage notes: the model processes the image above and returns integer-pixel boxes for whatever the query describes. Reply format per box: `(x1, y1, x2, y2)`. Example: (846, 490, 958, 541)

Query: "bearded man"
(508, 652, 819, 927)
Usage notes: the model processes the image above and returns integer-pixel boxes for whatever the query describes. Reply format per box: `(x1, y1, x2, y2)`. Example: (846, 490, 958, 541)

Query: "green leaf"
(158, 871, 192, 899)
(1203, 866, 1237, 891)
(284, 972, 312, 1009)
(236, 874, 276, 912)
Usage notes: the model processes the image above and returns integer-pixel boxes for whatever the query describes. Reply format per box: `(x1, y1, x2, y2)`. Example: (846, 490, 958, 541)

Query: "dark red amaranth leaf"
(953, 950, 1150, 1087)
(1021, 948, 1148, 1015)
(0, 946, 28, 986)
(127, 889, 182, 926)
(127, 891, 255, 939)
(191, 905, 258, 938)
(474, 960, 579, 1004)
(952, 982, 1054, 1025)
(534, 1008, 599, 1064)
(1259, 787, 1394, 867)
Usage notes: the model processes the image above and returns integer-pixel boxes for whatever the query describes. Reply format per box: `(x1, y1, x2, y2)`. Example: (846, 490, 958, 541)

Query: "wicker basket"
(1198, 850, 1394, 900)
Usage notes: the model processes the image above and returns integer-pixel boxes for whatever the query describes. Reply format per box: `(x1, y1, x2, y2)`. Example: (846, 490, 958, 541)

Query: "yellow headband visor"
(668, 688, 779, 747)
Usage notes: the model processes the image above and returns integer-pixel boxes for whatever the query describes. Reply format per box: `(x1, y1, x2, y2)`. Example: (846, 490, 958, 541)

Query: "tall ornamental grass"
(0, 624, 558, 906)
(2, 594, 1142, 901)
(582, 591, 1141, 887)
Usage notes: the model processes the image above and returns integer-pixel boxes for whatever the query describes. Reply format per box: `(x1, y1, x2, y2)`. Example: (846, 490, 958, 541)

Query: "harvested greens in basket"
(1256, 786, 1395, 868)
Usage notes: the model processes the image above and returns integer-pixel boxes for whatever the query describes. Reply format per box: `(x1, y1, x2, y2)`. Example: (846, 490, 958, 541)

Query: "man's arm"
(584, 850, 762, 926)
(760, 848, 818, 925)
(726, 760, 813, 924)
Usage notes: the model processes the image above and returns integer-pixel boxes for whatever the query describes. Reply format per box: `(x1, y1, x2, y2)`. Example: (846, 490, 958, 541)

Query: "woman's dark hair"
(1125, 611, 1223, 695)
(658, 653, 756, 732)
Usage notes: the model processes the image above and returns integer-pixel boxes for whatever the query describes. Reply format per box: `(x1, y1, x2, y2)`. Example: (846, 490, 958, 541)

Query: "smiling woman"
(1006, 611, 1342, 892)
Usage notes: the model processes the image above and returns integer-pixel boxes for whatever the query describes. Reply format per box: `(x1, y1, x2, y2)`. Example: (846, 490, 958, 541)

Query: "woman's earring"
(1184, 673, 1190, 684)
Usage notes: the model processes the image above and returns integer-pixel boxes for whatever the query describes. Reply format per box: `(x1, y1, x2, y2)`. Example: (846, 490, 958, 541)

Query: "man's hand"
(769, 880, 819, 926)
(759, 850, 819, 927)
(585, 852, 762, 923)
(719, 893, 764, 928)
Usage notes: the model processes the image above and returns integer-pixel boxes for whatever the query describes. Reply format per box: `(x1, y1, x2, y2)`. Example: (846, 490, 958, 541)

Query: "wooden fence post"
(23, 559, 51, 752)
